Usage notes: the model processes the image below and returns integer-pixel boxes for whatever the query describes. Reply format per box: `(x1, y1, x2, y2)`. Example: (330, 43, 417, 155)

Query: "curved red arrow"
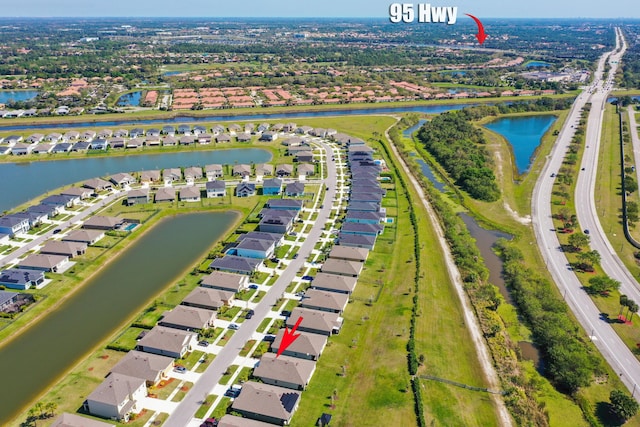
(276, 316, 303, 357)
(465, 14, 487, 45)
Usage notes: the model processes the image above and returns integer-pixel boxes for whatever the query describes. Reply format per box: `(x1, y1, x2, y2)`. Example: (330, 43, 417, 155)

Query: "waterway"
(0, 103, 474, 132)
(0, 211, 238, 424)
(0, 148, 271, 212)
(484, 115, 556, 175)
(526, 61, 552, 68)
(116, 91, 143, 107)
(0, 90, 38, 104)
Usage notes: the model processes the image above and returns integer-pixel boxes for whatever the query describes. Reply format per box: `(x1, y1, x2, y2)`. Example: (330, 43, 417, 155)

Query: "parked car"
(248, 284, 259, 290)
(584, 229, 590, 234)
(174, 365, 187, 373)
(301, 275, 314, 281)
(52, 228, 62, 234)
(198, 340, 209, 347)
(228, 323, 239, 330)
(264, 334, 276, 342)
(224, 385, 242, 398)
(200, 418, 218, 427)
(245, 309, 255, 319)
(293, 253, 299, 259)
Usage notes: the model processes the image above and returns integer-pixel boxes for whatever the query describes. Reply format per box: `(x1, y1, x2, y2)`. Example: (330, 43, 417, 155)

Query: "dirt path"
(492, 148, 531, 225)
(385, 122, 514, 427)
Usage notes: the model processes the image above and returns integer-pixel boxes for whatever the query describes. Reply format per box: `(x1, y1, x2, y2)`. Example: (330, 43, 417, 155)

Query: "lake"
(0, 211, 238, 424)
(526, 61, 552, 67)
(0, 90, 38, 104)
(0, 103, 474, 132)
(484, 115, 556, 175)
(0, 148, 271, 212)
(116, 91, 143, 107)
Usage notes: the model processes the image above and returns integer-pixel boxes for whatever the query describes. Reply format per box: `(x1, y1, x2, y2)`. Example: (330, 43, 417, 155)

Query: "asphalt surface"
(165, 142, 338, 425)
(629, 105, 640, 200)
(532, 27, 640, 400)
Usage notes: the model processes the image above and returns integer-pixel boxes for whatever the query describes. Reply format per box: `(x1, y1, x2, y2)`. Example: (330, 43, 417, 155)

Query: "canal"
(0, 211, 238, 424)
(0, 148, 271, 212)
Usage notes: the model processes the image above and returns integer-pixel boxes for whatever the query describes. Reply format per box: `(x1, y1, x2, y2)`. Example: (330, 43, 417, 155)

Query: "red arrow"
(465, 14, 487, 45)
(277, 316, 303, 357)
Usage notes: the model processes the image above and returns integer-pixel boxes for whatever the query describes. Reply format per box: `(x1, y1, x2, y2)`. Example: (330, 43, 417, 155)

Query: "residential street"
(164, 142, 338, 426)
(532, 27, 640, 401)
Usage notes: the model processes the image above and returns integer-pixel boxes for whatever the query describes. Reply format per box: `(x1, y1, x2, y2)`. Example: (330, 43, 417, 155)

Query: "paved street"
(165, 142, 338, 425)
(532, 27, 640, 400)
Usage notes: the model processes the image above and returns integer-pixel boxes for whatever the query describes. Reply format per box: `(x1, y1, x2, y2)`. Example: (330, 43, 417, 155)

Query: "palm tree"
(620, 294, 629, 316)
(628, 301, 639, 323)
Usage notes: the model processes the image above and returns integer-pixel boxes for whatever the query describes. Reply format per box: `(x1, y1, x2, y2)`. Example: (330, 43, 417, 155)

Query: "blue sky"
(1, 0, 639, 18)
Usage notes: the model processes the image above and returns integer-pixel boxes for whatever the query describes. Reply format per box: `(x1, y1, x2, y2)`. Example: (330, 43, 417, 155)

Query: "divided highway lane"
(165, 142, 338, 425)
(533, 27, 640, 400)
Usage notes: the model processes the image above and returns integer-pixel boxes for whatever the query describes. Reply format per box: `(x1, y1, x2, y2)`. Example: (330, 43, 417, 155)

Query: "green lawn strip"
(132, 303, 171, 328)
(195, 395, 217, 419)
(152, 412, 168, 426)
(256, 317, 272, 333)
(219, 365, 239, 386)
(236, 367, 252, 384)
(177, 350, 205, 370)
(217, 306, 241, 320)
(267, 319, 284, 335)
(251, 341, 270, 359)
(283, 299, 298, 313)
(195, 354, 215, 373)
(239, 340, 256, 357)
(107, 326, 146, 352)
(210, 397, 232, 419)
(116, 409, 154, 427)
(171, 381, 194, 402)
(252, 290, 266, 303)
(235, 289, 256, 301)
(275, 244, 291, 258)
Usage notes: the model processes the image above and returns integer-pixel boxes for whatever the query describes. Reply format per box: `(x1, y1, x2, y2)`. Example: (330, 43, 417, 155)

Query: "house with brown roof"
(200, 271, 249, 292)
(231, 381, 301, 425)
(39, 240, 87, 258)
(109, 173, 136, 187)
(270, 329, 327, 361)
(300, 289, 349, 314)
(311, 272, 358, 295)
(158, 305, 215, 331)
(233, 164, 252, 177)
(83, 216, 123, 230)
(109, 350, 174, 387)
(184, 166, 203, 182)
(60, 187, 93, 199)
(181, 287, 234, 310)
(139, 170, 161, 184)
(63, 229, 105, 245)
(253, 353, 316, 390)
(320, 259, 363, 277)
(86, 373, 147, 422)
(179, 186, 201, 202)
(163, 168, 182, 183)
(218, 415, 274, 427)
(83, 178, 113, 192)
(255, 163, 274, 177)
(286, 307, 343, 336)
(137, 326, 198, 359)
(17, 254, 68, 272)
(154, 187, 176, 203)
(275, 164, 293, 176)
(51, 413, 115, 427)
(127, 188, 150, 206)
(328, 246, 369, 262)
(297, 163, 315, 176)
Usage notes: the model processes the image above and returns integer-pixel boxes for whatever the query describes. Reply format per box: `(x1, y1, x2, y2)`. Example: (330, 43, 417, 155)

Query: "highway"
(532, 27, 640, 400)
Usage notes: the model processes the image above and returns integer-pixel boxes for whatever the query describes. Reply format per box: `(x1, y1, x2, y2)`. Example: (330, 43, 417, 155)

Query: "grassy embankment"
(292, 117, 499, 426)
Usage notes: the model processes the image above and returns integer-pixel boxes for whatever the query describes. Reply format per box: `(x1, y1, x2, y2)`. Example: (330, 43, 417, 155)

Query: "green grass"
(239, 340, 256, 357)
(152, 377, 181, 400)
(195, 394, 217, 419)
(217, 306, 241, 320)
(210, 397, 232, 419)
(220, 365, 238, 386)
(256, 317, 272, 333)
(171, 381, 194, 402)
(108, 326, 146, 351)
(178, 350, 205, 370)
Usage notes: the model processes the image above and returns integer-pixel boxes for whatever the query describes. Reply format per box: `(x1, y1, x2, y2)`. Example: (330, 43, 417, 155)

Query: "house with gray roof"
(0, 215, 30, 236)
(311, 272, 358, 294)
(231, 381, 301, 425)
(63, 229, 105, 245)
(255, 163, 274, 177)
(216, 133, 232, 143)
(209, 255, 262, 275)
(163, 168, 182, 183)
(253, 353, 316, 390)
(51, 413, 115, 427)
(350, 192, 383, 204)
(296, 163, 315, 176)
(232, 238, 275, 259)
(267, 199, 303, 211)
(39, 241, 87, 258)
(346, 201, 380, 212)
(275, 164, 293, 176)
(159, 305, 215, 331)
(300, 289, 349, 314)
(262, 178, 283, 196)
(179, 186, 201, 202)
(236, 132, 252, 142)
(41, 194, 78, 208)
(154, 187, 176, 203)
(17, 254, 68, 272)
(236, 231, 284, 246)
(32, 143, 54, 154)
(337, 233, 376, 250)
(127, 188, 150, 206)
(328, 246, 369, 262)
(60, 187, 93, 199)
(109, 350, 173, 387)
(200, 271, 249, 292)
(0, 268, 45, 290)
(236, 182, 256, 197)
(295, 151, 314, 163)
(206, 180, 226, 198)
(284, 182, 305, 197)
(345, 210, 383, 225)
(181, 287, 234, 310)
(321, 258, 363, 277)
(11, 143, 35, 155)
(258, 215, 293, 234)
(83, 216, 123, 230)
(137, 325, 198, 359)
(205, 164, 224, 180)
(184, 166, 203, 182)
(341, 222, 384, 236)
(286, 307, 343, 336)
(12, 211, 47, 227)
(270, 329, 328, 361)
(281, 137, 304, 146)
(86, 373, 147, 422)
